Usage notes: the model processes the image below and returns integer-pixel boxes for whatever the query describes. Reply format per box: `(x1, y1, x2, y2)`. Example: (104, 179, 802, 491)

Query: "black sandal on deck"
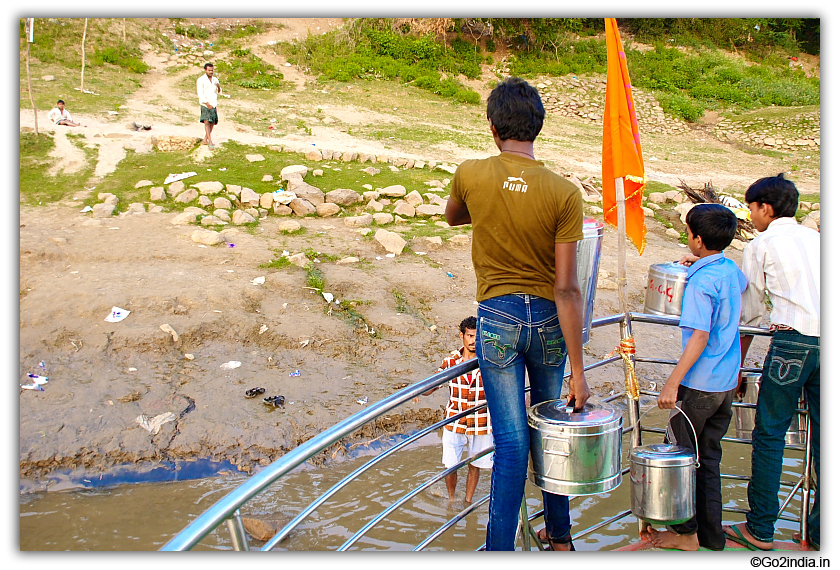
(245, 387, 265, 399)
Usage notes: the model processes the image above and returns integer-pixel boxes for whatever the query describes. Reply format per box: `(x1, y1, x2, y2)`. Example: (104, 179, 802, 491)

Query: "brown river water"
(20, 406, 806, 551)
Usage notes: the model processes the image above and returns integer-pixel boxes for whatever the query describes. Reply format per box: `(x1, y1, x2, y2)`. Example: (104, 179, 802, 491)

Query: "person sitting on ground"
(47, 100, 81, 127)
(724, 174, 820, 551)
(645, 203, 748, 551)
(417, 316, 493, 504)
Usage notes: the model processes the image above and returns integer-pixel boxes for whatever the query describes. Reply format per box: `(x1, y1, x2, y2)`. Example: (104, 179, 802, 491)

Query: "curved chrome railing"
(162, 312, 813, 551)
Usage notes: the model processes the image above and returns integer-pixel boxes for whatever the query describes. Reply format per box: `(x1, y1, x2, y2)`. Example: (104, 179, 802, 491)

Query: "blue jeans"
(746, 330, 820, 546)
(476, 294, 571, 551)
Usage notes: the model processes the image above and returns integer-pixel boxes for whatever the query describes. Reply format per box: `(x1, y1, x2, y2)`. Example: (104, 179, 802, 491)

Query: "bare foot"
(649, 528, 699, 551)
(639, 523, 655, 541)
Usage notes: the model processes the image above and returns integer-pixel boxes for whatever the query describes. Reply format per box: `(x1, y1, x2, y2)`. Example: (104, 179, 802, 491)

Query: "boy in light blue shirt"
(645, 203, 748, 551)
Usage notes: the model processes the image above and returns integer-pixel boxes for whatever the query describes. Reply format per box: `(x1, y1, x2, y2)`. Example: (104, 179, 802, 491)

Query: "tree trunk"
(80, 18, 88, 92)
(26, 40, 39, 135)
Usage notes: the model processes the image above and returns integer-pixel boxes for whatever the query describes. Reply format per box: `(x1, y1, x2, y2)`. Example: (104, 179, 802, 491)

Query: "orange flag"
(602, 17, 647, 254)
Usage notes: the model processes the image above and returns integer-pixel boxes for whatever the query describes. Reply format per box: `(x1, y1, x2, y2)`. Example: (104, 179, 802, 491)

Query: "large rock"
(239, 187, 261, 207)
(152, 136, 201, 151)
(674, 202, 696, 224)
(135, 180, 154, 189)
(405, 190, 424, 208)
(214, 209, 232, 222)
(100, 193, 119, 205)
(288, 253, 308, 267)
(363, 191, 381, 202)
(168, 181, 185, 195)
(344, 214, 374, 227)
(449, 234, 470, 247)
(194, 181, 224, 195)
(381, 184, 407, 198)
(150, 187, 167, 201)
(198, 196, 212, 207)
(191, 229, 226, 245)
(92, 203, 115, 218)
(393, 202, 416, 217)
(415, 204, 446, 217)
(418, 236, 443, 250)
(373, 213, 394, 225)
(127, 203, 146, 214)
(245, 154, 265, 162)
(280, 165, 309, 180)
(175, 189, 199, 204)
(374, 229, 406, 255)
(325, 188, 362, 206)
(800, 217, 819, 231)
(366, 200, 384, 212)
(277, 220, 302, 233)
(315, 203, 341, 217)
(289, 198, 316, 216)
(232, 210, 257, 225)
(171, 211, 198, 225)
(226, 184, 242, 197)
(648, 192, 668, 205)
(287, 178, 325, 205)
(305, 149, 322, 161)
(200, 215, 227, 226)
(273, 204, 293, 216)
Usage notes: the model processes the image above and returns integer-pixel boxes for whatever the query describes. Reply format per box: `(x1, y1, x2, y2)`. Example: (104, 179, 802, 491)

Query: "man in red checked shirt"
(418, 316, 493, 504)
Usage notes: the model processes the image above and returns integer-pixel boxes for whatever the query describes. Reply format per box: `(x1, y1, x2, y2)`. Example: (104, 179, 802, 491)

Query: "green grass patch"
(392, 288, 433, 326)
(258, 253, 292, 270)
(19, 132, 97, 205)
(214, 49, 285, 90)
(644, 180, 679, 196)
(305, 264, 326, 291)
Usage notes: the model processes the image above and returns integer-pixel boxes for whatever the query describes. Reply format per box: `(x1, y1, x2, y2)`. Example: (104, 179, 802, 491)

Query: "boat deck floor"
(617, 537, 817, 551)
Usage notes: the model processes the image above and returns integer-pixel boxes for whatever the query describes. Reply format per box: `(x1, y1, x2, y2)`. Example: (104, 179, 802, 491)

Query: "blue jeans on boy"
(476, 293, 571, 551)
(746, 330, 820, 547)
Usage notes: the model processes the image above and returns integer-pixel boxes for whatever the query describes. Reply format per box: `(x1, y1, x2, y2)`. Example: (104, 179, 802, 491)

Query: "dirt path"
(19, 18, 785, 484)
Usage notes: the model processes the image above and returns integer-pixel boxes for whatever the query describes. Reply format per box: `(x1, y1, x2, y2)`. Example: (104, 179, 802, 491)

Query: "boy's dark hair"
(744, 173, 799, 218)
(459, 316, 477, 334)
(685, 203, 738, 251)
(204, 62, 214, 70)
(486, 77, 545, 142)
(57, 99, 65, 104)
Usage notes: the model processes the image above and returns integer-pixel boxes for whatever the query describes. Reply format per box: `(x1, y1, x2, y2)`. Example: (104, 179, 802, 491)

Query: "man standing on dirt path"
(416, 316, 493, 504)
(197, 63, 221, 149)
(445, 77, 590, 551)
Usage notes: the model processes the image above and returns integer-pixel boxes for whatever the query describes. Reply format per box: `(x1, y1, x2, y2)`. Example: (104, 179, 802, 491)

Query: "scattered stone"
(363, 191, 381, 202)
(259, 193, 275, 209)
(232, 210, 257, 225)
(362, 167, 380, 176)
(280, 165, 309, 180)
(341, 151, 358, 162)
(799, 201, 811, 211)
(435, 221, 450, 228)
(647, 202, 662, 211)
(344, 214, 374, 227)
(135, 180, 154, 189)
(812, 203, 820, 211)
(588, 205, 603, 215)
(381, 184, 407, 198)
(98, 192, 118, 203)
(200, 215, 226, 227)
(800, 217, 819, 231)
(313, 169, 324, 177)
(191, 229, 226, 245)
(287, 178, 325, 204)
(436, 164, 457, 174)
(262, 174, 274, 182)
(168, 181, 185, 195)
(198, 195, 213, 207)
(305, 150, 322, 161)
(125, 203, 145, 214)
(273, 204, 293, 216)
(358, 228, 373, 236)
(373, 213, 394, 225)
(150, 187, 167, 201)
(394, 202, 416, 217)
(214, 197, 232, 210)
(277, 220, 302, 233)
(366, 200, 384, 212)
(405, 190, 424, 208)
(315, 203, 341, 217)
(289, 198, 316, 216)
(239, 187, 260, 207)
(92, 203, 116, 218)
(642, 206, 654, 218)
(648, 192, 668, 204)
(175, 189, 199, 204)
(149, 205, 164, 214)
(226, 184, 242, 196)
(171, 212, 198, 225)
(288, 253, 308, 267)
(665, 228, 682, 239)
(449, 234, 470, 246)
(42, 75, 55, 81)
(246, 154, 265, 162)
(674, 202, 696, 224)
(420, 236, 443, 249)
(214, 209, 232, 222)
(194, 181, 224, 194)
(379, 198, 391, 206)
(374, 229, 406, 255)
(394, 215, 406, 223)
(184, 206, 207, 216)
(325, 188, 362, 206)
(336, 256, 359, 265)
(415, 204, 446, 217)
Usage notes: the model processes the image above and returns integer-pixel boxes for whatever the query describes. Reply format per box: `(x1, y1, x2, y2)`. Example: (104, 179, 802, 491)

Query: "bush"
(92, 46, 149, 73)
(656, 91, 705, 122)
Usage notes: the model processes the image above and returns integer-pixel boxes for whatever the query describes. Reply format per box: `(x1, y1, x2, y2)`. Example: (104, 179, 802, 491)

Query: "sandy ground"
(19, 18, 779, 484)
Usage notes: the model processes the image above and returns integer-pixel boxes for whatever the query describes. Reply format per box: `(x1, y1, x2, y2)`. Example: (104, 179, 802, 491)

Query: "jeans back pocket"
(765, 344, 808, 386)
(478, 317, 521, 368)
(537, 322, 567, 367)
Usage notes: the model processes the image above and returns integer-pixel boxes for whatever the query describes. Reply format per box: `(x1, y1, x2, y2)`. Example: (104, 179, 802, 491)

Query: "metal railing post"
(799, 411, 812, 547)
(226, 509, 250, 551)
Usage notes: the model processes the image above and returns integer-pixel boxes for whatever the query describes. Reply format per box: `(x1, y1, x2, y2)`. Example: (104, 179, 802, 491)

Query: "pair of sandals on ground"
(244, 387, 284, 407)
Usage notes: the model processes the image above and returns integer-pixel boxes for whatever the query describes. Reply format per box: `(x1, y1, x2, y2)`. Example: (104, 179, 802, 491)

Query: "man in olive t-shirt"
(445, 77, 590, 551)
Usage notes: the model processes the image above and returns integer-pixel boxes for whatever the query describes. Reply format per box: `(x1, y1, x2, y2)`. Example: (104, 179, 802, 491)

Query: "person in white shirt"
(197, 63, 222, 149)
(722, 173, 820, 551)
(47, 100, 80, 127)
